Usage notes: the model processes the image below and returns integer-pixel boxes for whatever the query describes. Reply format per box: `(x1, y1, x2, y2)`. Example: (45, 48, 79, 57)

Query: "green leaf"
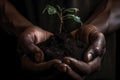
(64, 8, 79, 13)
(47, 5, 57, 15)
(42, 5, 57, 15)
(65, 14, 82, 24)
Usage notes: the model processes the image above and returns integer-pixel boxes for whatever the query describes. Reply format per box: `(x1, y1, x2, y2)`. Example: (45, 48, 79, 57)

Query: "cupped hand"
(61, 25, 106, 80)
(17, 26, 62, 72)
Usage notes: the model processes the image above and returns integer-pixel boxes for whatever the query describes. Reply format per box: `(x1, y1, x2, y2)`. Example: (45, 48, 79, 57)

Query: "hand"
(60, 25, 106, 80)
(17, 26, 62, 72)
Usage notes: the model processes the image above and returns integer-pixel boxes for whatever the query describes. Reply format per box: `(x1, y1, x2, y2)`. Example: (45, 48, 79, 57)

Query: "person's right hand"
(17, 26, 62, 71)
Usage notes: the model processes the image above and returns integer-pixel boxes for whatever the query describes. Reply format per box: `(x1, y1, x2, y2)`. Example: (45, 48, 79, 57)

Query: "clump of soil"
(26, 33, 87, 79)
(37, 33, 87, 61)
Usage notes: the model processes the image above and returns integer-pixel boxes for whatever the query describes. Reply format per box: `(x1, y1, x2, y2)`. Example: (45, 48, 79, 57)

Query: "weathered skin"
(0, 0, 120, 80)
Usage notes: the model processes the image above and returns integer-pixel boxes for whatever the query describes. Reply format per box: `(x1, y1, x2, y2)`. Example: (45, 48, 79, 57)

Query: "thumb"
(84, 47, 97, 62)
(18, 37, 44, 62)
(84, 33, 105, 62)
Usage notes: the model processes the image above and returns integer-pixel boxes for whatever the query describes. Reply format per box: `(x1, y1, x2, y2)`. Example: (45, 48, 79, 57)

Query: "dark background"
(0, 0, 119, 80)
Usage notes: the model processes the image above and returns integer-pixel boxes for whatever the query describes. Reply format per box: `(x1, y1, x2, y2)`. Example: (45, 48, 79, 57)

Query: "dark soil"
(27, 33, 87, 80)
(37, 33, 87, 61)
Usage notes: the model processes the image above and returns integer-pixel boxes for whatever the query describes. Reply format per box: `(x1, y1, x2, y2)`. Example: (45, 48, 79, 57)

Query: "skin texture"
(0, 0, 120, 80)
(66, 0, 120, 79)
(0, 0, 62, 73)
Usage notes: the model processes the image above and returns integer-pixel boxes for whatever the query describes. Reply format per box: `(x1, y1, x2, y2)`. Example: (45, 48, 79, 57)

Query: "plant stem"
(59, 11, 63, 33)
(56, 7, 64, 33)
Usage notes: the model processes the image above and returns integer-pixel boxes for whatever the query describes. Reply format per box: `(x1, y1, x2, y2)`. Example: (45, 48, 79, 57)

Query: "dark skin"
(65, 0, 120, 79)
(64, 0, 120, 79)
(0, 0, 120, 80)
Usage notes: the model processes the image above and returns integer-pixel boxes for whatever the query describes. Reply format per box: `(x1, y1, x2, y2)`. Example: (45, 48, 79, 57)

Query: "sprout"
(42, 5, 83, 33)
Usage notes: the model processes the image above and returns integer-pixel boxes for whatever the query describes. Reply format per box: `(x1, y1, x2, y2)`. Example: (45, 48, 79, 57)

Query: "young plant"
(42, 5, 83, 33)
(39, 2, 86, 64)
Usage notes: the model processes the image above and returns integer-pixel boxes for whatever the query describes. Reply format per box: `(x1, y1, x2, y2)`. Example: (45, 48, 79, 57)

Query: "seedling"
(42, 4, 83, 33)
(37, 0, 87, 61)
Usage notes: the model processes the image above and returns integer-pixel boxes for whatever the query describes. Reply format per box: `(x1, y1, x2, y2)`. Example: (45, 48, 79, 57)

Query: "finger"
(89, 32, 106, 56)
(55, 63, 83, 80)
(18, 27, 53, 62)
(84, 33, 106, 62)
(18, 32, 45, 62)
(84, 45, 106, 62)
(68, 72, 83, 80)
(21, 54, 62, 71)
(18, 40, 44, 62)
(66, 65, 83, 80)
(25, 43, 44, 62)
(63, 57, 101, 74)
(84, 48, 95, 62)
(55, 63, 68, 72)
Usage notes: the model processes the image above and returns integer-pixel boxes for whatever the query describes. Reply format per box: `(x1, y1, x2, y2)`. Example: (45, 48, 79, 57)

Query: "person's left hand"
(56, 25, 106, 80)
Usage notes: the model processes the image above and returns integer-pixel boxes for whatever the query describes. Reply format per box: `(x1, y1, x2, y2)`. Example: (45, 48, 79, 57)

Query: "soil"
(27, 32, 87, 79)
(37, 32, 87, 61)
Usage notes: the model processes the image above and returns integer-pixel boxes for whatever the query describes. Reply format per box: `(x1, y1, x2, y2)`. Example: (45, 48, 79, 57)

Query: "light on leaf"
(65, 14, 82, 24)
(47, 5, 57, 15)
(64, 8, 79, 13)
(42, 5, 57, 15)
